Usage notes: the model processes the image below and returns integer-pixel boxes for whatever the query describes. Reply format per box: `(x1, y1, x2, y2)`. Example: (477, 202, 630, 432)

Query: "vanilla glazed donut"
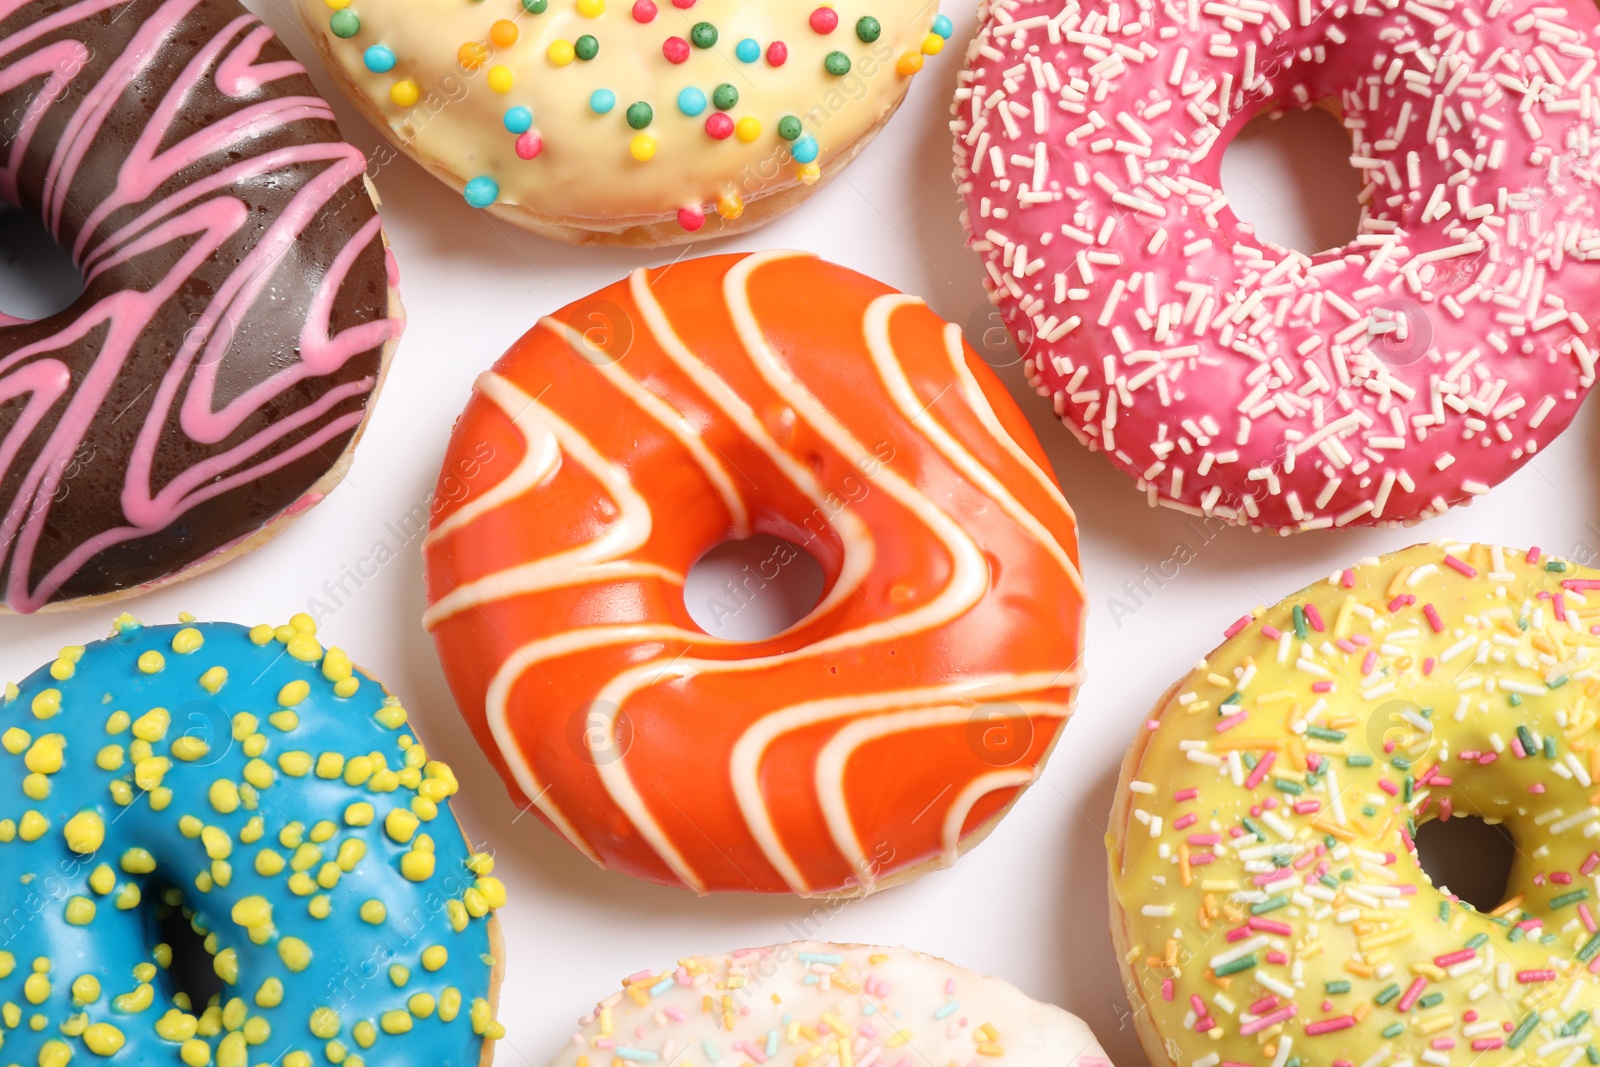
(0, 616, 504, 1067)
(953, 0, 1600, 532)
(1109, 541, 1600, 1067)
(291, 0, 953, 246)
(551, 941, 1115, 1067)
(0, 0, 402, 614)
(422, 250, 1086, 894)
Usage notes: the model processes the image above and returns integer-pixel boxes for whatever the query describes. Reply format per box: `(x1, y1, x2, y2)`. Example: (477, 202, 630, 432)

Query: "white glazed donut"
(551, 942, 1115, 1067)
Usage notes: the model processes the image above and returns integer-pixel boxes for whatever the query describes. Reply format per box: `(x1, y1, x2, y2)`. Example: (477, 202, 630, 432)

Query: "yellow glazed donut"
(1110, 542, 1600, 1067)
(292, 0, 953, 246)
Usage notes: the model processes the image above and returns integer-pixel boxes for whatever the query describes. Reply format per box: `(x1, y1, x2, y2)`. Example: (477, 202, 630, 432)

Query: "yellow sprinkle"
(131, 707, 170, 742)
(83, 1022, 125, 1056)
(23, 772, 49, 800)
(63, 811, 105, 854)
(466, 851, 495, 875)
(208, 779, 240, 814)
(278, 937, 312, 972)
(401, 850, 435, 881)
(112, 982, 152, 1013)
(345, 802, 375, 826)
(255, 849, 286, 877)
(630, 133, 657, 161)
(440, 988, 462, 1023)
(231, 712, 258, 741)
(243, 759, 274, 789)
(155, 1009, 197, 1042)
(181, 1039, 212, 1067)
(88, 864, 115, 895)
(19, 810, 48, 841)
(353, 1020, 377, 1049)
(231, 896, 272, 928)
(170, 628, 204, 654)
(134, 756, 171, 790)
(255, 977, 283, 1008)
(217, 1031, 247, 1067)
(286, 634, 323, 662)
(291, 612, 317, 634)
(278, 680, 311, 707)
(199, 666, 228, 694)
(476, 876, 508, 910)
(121, 848, 156, 873)
(488, 65, 513, 93)
(735, 117, 762, 142)
(576, 0, 604, 13)
(291, 843, 322, 871)
(336, 839, 368, 872)
(310, 1008, 342, 1039)
(278, 751, 313, 777)
(71, 974, 101, 1005)
(422, 945, 448, 971)
(360, 900, 387, 924)
(796, 161, 821, 185)
(137, 650, 165, 674)
(308, 894, 332, 919)
(408, 992, 436, 1018)
(96, 744, 125, 771)
(201, 826, 232, 860)
(322, 647, 354, 682)
(921, 32, 945, 54)
(284, 1054, 312, 1067)
(171, 736, 210, 762)
(380, 1010, 413, 1035)
(248, 624, 274, 645)
(38, 1039, 72, 1067)
(385, 808, 419, 844)
(548, 39, 576, 64)
(31, 689, 61, 719)
(316, 862, 341, 889)
(24, 734, 64, 774)
(717, 191, 744, 219)
(334, 677, 360, 698)
(2, 726, 29, 753)
(374, 703, 407, 729)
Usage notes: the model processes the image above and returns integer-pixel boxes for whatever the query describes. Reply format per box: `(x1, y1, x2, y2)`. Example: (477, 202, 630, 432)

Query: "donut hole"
(0, 210, 83, 322)
(1412, 814, 1517, 913)
(684, 534, 825, 640)
(1218, 104, 1364, 256)
(152, 883, 227, 1011)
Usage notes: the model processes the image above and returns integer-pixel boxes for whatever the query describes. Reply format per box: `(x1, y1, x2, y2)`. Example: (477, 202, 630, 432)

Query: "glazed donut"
(292, 0, 952, 246)
(423, 250, 1086, 894)
(954, 0, 1600, 532)
(552, 941, 1115, 1067)
(0, 616, 504, 1067)
(0, 0, 401, 615)
(1110, 541, 1600, 1067)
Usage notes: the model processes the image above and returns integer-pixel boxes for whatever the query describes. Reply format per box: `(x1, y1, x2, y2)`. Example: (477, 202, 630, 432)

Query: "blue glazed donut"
(0, 616, 504, 1067)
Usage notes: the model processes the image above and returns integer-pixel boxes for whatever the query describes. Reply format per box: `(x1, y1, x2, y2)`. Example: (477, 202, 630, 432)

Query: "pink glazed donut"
(954, 0, 1600, 532)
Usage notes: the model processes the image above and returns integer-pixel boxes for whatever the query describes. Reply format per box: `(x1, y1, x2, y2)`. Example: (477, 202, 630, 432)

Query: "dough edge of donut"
(4, 205, 404, 616)
(295, 10, 913, 249)
(1106, 676, 1190, 1067)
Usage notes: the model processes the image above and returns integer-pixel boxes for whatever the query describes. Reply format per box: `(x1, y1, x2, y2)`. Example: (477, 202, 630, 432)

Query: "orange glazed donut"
(422, 250, 1086, 895)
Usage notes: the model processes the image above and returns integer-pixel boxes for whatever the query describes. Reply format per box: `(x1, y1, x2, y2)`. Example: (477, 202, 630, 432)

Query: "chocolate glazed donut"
(0, 0, 402, 613)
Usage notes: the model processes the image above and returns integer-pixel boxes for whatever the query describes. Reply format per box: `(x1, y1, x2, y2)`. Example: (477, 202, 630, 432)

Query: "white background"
(2, 4, 1596, 1067)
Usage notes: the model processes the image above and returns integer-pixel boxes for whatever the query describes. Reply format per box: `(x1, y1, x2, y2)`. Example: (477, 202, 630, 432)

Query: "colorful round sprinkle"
(704, 112, 734, 139)
(626, 101, 654, 129)
(632, 0, 657, 20)
(690, 22, 718, 48)
(824, 51, 851, 75)
(792, 134, 819, 164)
(809, 6, 839, 33)
(504, 106, 534, 133)
(458, 41, 488, 69)
(487, 64, 513, 93)
(630, 133, 656, 161)
(712, 83, 738, 110)
(575, 34, 600, 60)
(735, 117, 761, 143)
(677, 87, 707, 116)
(677, 206, 706, 232)
(515, 130, 543, 159)
(549, 39, 576, 64)
(329, 10, 360, 38)
(777, 115, 802, 140)
(363, 45, 395, 73)
(767, 41, 788, 65)
(856, 16, 881, 42)
(590, 89, 616, 113)
(576, 0, 605, 14)
(389, 79, 419, 107)
(521, 0, 547, 10)
(490, 19, 518, 47)
(663, 36, 690, 63)
(932, 14, 954, 37)
(735, 38, 760, 62)
(921, 33, 944, 54)
(464, 176, 499, 208)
